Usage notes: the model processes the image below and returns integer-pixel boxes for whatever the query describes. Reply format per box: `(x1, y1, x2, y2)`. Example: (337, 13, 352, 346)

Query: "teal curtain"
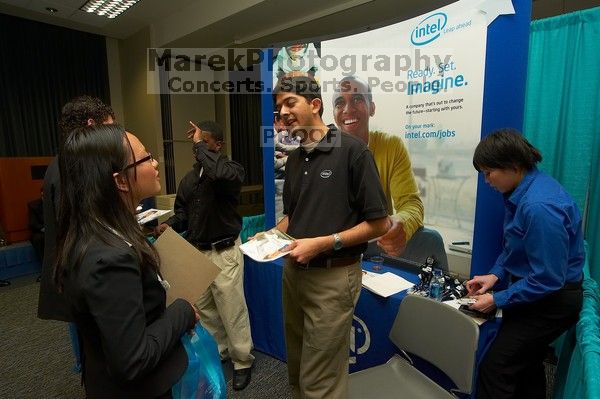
(240, 214, 265, 243)
(523, 7, 600, 284)
(554, 276, 600, 399)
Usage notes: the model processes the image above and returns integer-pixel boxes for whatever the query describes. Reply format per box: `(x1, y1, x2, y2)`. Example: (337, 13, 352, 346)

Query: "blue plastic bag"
(172, 323, 227, 399)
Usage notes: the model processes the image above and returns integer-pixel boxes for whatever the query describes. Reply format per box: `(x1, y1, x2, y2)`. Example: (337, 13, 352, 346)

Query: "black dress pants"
(476, 285, 583, 399)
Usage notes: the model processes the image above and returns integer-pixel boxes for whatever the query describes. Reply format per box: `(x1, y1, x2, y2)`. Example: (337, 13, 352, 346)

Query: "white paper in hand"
(239, 230, 293, 262)
(136, 208, 172, 225)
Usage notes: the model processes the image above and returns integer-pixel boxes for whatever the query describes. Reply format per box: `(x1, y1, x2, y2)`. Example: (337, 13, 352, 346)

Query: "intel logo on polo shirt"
(320, 170, 333, 179)
(411, 12, 447, 46)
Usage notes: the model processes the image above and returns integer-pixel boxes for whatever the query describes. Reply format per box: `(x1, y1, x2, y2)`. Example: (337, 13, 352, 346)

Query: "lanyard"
(96, 219, 132, 247)
(96, 219, 170, 291)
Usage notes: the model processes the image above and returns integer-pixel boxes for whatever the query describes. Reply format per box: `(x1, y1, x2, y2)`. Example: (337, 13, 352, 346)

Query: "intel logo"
(411, 12, 447, 46)
(320, 170, 333, 178)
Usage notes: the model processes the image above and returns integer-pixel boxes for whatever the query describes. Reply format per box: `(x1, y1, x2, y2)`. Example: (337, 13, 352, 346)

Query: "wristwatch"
(333, 233, 343, 251)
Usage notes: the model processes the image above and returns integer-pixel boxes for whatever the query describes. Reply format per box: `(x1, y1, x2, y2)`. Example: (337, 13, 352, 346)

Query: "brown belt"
(294, 256, 361, 269)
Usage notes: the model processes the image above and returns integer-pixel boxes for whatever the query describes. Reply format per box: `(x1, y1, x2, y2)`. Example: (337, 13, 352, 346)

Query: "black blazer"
(37, 158, 73, 321)
(62, 238, 195, 399)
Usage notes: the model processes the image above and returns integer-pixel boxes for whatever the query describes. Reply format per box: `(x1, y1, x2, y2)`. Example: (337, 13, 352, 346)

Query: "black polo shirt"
(283, 125, 388, 258)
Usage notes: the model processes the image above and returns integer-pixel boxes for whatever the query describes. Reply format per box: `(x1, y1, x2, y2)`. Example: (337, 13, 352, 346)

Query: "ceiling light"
(80, 0, 141, 19)
(232, 0, 375, 45)
(46, 7, 58, 13)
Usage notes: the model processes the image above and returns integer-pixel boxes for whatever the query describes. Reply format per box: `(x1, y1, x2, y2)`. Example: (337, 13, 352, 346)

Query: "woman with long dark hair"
(466, 128, 584, 399)
(54, 124, 198, 398)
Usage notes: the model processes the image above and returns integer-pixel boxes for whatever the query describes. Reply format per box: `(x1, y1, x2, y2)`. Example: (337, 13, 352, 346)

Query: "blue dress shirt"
(490, 168, 585, 308)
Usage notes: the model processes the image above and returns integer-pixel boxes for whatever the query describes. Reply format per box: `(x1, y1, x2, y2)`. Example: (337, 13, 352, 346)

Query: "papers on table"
(136, 208, 172, 225)
(443, 298, 502, 325)
(239, 229, 293, 262)
(361, 271, 415, 298)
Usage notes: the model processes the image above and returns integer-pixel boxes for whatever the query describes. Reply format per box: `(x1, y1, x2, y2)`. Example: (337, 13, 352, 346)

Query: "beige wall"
(117, 27, 165, 192)
(123, 37, 253, 194)
(169, 94, 216, 186)
(532, 0, 600, 19)
(214, 71, 232, 158)
(105, 37, 124, 125)
(110, 34, 233, 192)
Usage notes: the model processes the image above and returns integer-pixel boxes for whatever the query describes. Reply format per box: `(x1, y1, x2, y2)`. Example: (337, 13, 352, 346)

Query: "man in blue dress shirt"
(466, 128, 584, 399)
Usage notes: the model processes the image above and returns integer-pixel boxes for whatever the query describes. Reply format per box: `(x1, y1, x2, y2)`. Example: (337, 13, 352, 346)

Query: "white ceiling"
(2, 0, 599, 48)
(167, 0, 456, 48)
(0, 0, 457, 47)
(0, 0, 197, 38)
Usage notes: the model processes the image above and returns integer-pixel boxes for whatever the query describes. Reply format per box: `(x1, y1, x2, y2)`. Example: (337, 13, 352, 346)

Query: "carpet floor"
(0, 275, 557, 398)
(0, 275, 292, 399)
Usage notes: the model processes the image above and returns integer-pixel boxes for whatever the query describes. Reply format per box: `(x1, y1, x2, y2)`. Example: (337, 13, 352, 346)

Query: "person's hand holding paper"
(239, 229, 293, 262)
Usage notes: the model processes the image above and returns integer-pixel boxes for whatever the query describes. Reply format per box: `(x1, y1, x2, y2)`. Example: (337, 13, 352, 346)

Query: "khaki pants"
(196, 239, 254, 370)
(283, 258, 362, 399)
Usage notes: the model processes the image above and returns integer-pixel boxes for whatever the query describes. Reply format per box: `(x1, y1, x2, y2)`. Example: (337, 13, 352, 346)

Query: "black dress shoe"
(233, 367, 251, 391)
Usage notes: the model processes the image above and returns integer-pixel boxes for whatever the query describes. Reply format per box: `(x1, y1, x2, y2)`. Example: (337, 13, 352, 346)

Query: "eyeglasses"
(122, 153, 154, 171)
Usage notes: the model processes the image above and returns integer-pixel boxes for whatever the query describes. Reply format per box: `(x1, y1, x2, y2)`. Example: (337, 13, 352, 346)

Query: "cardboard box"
(154, 227, 221, 305)
(155, 194, 177, 223)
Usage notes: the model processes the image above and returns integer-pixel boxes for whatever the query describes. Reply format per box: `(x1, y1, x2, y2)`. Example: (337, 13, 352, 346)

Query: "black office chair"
(402, 227, 448, 270)
(365, 227, 448, 272)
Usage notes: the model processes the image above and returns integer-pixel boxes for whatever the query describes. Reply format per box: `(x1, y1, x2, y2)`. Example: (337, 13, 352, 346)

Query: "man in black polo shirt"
(155, 120, 254, 391)
(273, 76, 389, 399)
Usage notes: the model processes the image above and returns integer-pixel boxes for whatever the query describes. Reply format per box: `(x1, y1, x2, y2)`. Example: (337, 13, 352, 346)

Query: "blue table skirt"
(243, 256, 499, 379)
(0, 241, 41, 280)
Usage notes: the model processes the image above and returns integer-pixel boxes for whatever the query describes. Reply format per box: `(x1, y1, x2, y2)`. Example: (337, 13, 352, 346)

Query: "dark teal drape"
(0, 13, 110, 156)
(523, 6, 600, 285)
(553, 271, 600, 399)
(523, 8, 600, 399)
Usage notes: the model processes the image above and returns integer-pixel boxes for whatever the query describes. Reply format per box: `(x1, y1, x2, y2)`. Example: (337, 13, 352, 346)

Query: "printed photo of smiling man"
(332, 75, 424, 257)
